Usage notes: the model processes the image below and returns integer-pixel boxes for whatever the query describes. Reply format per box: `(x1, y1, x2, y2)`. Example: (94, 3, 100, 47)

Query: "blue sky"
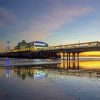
(0, 0, 100, 50)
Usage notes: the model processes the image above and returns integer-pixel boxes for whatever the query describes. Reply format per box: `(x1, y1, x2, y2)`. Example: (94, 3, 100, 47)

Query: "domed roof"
(29, 41, 48, 47)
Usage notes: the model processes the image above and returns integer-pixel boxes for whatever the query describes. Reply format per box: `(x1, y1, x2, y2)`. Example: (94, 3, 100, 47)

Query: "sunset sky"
(0, 0, 100, 52)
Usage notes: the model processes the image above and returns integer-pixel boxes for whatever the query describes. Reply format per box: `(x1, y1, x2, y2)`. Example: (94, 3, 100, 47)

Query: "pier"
(0, 41, 100, 60)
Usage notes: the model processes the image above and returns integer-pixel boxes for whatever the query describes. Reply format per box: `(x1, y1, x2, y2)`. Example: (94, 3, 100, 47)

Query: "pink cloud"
(16, 0, 93, 42)
(0, 8, 16, 28)
(22, 5, 93, 41)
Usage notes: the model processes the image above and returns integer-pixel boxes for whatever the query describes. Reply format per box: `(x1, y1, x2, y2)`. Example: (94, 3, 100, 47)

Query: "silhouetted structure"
(0, 41, 100, 59)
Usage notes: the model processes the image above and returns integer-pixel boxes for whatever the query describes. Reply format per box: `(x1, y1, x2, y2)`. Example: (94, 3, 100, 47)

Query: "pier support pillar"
(67, 53, 68, 61)
(77, 53, 79, 69)
(68, 53, 70, 61)
(68, 53, 71, 69)
(63, 52, 65, 60)
(72, 53, 75, 61)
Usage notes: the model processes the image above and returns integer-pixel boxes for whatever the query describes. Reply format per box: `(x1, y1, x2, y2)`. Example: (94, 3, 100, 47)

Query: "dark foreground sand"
(0, 77, 74, 100)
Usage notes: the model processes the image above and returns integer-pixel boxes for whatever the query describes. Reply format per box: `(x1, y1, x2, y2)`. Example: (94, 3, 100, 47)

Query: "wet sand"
(0, 68, 100, 100)
(0, 77, 73, 100)
(0, 58, 100, 100)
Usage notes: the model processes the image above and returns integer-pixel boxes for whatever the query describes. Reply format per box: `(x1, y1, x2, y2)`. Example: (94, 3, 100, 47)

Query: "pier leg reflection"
(67, 60, 79, 70)
(59, 52, 80, 70)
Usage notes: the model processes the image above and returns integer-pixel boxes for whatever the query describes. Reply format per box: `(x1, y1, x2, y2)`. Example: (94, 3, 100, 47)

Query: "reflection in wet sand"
(14, 67, 48, 80)
(0, 58, 100, 100)
(58, 59, 100, 70)
(0, 59, 100, 79)
(80, 60, 100, 70)
(0, 64, 99, 80)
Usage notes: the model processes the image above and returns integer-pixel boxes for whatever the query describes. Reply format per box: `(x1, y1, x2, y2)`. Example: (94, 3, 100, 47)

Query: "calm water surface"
(0, 58, 100, 100)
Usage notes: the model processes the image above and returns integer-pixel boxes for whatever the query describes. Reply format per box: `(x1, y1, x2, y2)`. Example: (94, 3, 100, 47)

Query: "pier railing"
(3, 41, 100, 53)
(45, 41, 100, 50)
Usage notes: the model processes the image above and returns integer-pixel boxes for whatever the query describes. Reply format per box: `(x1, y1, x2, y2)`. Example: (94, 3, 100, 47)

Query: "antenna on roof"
(6, 41, 11, 52)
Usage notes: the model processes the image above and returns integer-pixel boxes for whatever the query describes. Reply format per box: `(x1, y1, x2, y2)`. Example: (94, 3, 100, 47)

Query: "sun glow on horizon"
(81, 51, 100, 56)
